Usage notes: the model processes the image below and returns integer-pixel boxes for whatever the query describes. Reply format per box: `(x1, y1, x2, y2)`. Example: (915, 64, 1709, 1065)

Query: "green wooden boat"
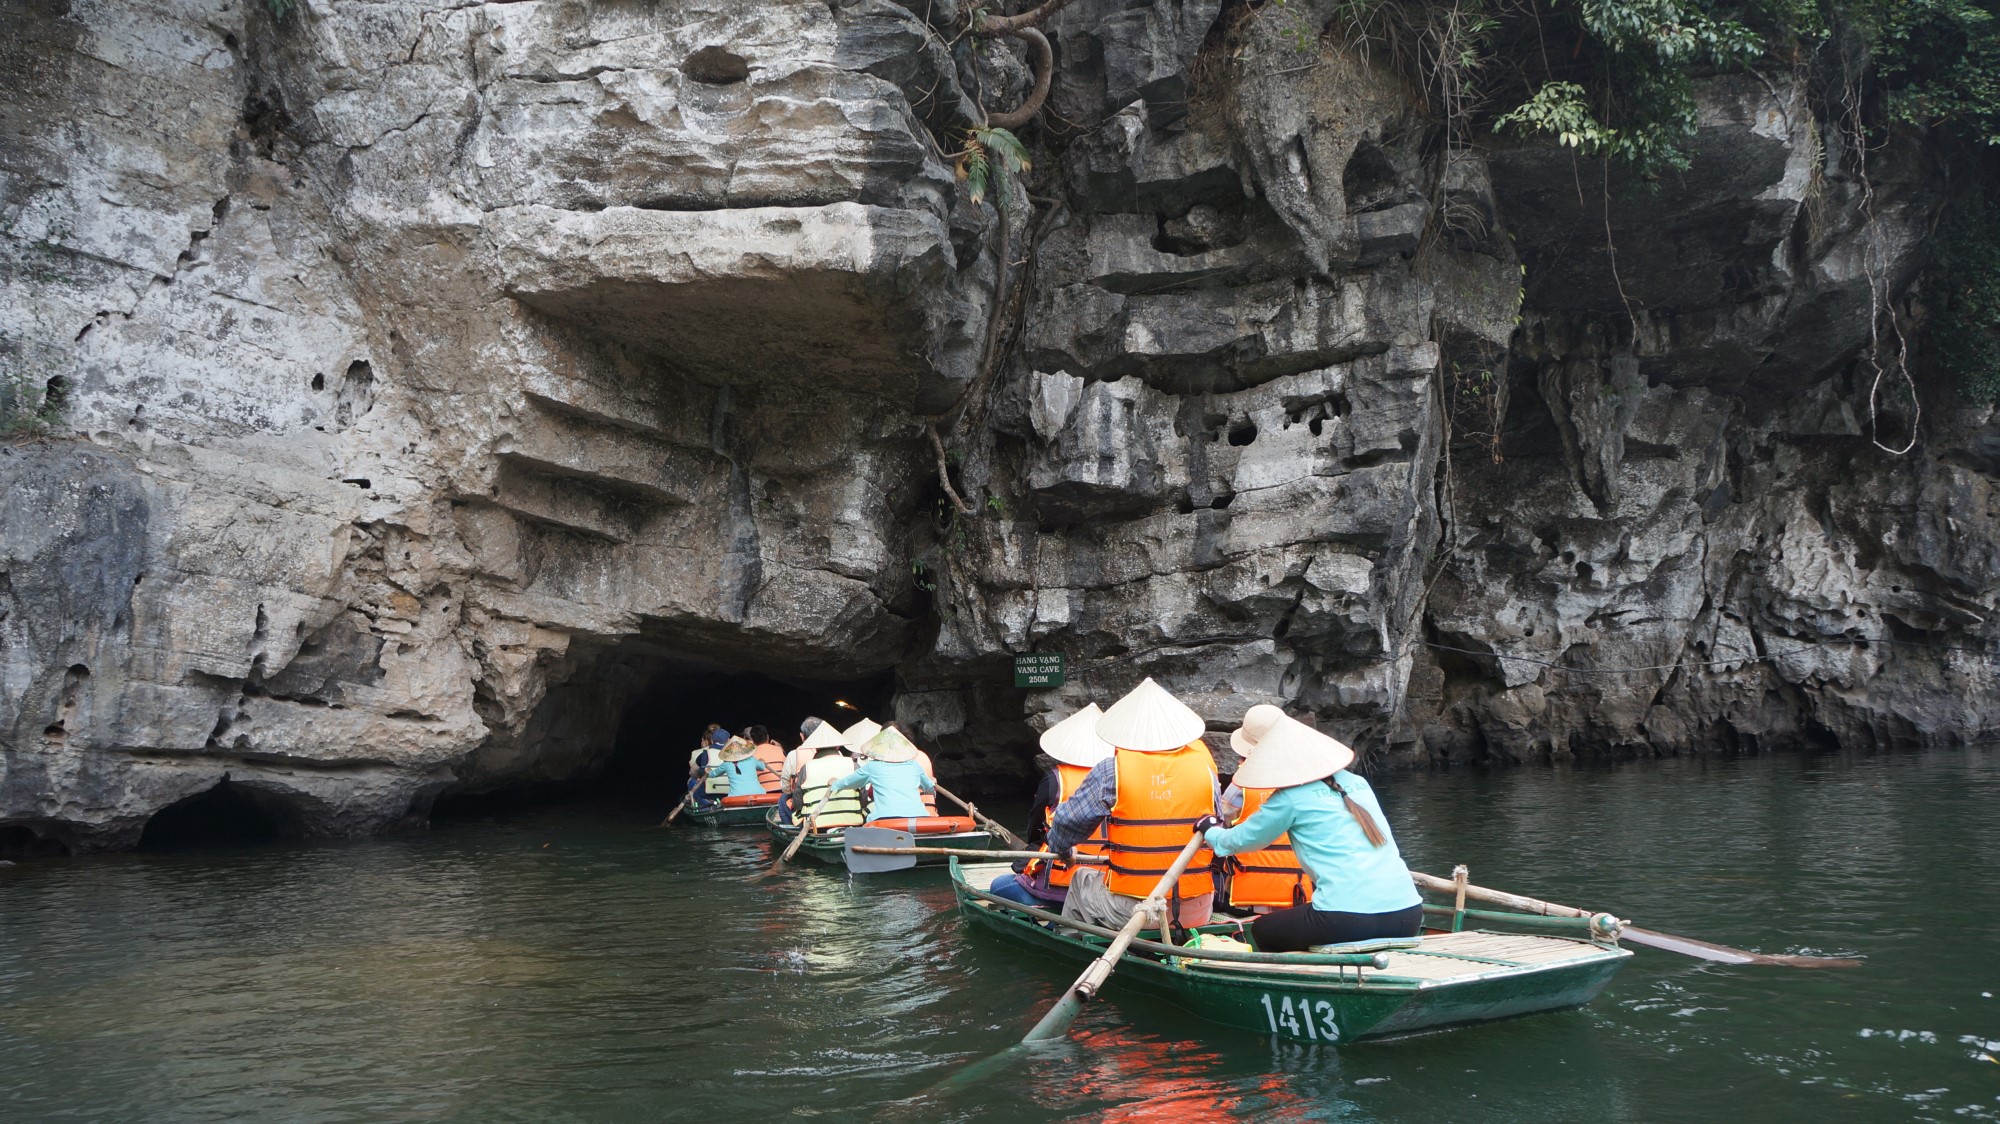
(950, 859, 1632, 1043)
(677, 796, 783, 828)
(764, 809, 995, 867)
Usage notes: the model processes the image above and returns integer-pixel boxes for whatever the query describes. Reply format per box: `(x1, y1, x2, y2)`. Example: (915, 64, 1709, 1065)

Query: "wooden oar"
(1020, 833, 1208, 1042)
(748, 794, 829, 882)
(842, 826, 1103, 874)
(933, 782, 1028, 849)
(1411, 870, 1861, 968)
(657, 792, 693, 827)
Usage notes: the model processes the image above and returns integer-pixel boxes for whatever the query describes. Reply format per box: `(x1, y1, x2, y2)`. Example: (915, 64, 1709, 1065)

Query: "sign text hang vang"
(1013, 652, 1065, 688)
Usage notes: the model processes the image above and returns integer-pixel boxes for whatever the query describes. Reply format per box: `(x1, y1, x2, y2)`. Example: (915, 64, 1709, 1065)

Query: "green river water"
(2, 750, 1997, 1122)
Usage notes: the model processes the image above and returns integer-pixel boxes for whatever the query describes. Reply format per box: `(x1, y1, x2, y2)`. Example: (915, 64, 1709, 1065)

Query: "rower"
(687, 726, 733, 809)
(1197, 705, 1422, 952)
(831, 726, 935, 820)
(1048, 678, 1219, 930)
(794, 718, 876, 829)
(705, 736, 775, 796)
(746, 725, 786, 772)
(989, 703, 1113, 909)
(779, 718, 844, 823)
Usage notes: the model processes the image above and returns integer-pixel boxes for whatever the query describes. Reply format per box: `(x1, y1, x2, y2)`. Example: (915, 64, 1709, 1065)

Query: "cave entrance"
(593, 665, 897, 807)
(137, 779, 301, 850)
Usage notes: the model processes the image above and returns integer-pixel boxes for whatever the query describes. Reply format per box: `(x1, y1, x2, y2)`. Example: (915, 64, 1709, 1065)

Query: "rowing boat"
(764, 809, 995, 866)
(679, 794, 783, 828)
(950, 859, 1631, 1042)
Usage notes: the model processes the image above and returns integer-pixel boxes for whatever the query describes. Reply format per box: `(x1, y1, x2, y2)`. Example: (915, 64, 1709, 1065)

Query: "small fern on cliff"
(954, 126, 1032, 211)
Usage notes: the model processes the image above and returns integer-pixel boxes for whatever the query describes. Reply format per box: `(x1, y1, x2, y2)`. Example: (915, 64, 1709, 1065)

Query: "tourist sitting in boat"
(687, 726, 732, 809)
(779, 718, 845, 823)
(1047, 678, 1219, 930)
(1197, 705, 1422, 952)
(705, 736, 775, 796)
(746, 726, 786, 772)
(830, 726, 936, 820)
(792, 718, 878, 829)
(989, 703, 1113, 909)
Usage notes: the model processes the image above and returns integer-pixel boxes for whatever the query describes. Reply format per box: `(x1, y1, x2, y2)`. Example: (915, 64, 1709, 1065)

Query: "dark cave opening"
(591, 665, 898, 808)
(137, 779, 301, 850)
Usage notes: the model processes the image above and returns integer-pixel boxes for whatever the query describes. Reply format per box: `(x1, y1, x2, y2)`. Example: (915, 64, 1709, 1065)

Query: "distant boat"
(950, 858, 1632, 1042)
(764, 807, 993, 867)
(678, 793, 783, 828)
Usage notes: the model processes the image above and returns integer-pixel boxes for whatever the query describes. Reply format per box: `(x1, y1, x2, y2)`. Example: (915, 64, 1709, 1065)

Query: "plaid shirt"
(1046, 756, 1218, 857)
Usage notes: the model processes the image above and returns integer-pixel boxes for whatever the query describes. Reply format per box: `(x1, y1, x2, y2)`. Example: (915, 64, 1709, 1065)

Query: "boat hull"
(683, 800, 779, 827)
(764, 810, 994, 867)
(951, 860, 1630, 1043)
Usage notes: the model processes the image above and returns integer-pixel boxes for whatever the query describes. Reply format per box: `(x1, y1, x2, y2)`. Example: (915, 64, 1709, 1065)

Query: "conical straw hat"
(838, 717, 883, 752)
(799, 719, 846, 751)
(1094, 677, 1206, 753)
(1039, 704, 1113, 768)
(858, 726, 920, 763)
(1230, 707, 1354, 789)
(720, 736, 757, 763)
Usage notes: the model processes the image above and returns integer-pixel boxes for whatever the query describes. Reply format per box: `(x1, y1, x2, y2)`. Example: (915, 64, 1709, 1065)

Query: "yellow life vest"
(690, 747, 731, 794)
(798, 751, 864, 828)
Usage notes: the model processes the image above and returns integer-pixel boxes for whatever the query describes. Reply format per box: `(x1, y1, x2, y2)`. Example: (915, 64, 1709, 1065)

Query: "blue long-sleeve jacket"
(829, 759, 935, 820)
(1203, 771, 1420, 914)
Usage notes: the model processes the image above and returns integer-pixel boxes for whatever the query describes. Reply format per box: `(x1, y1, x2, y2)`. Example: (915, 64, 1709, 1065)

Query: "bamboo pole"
(1021, 834, 1208, 1042)
(1409, 869, 1862, 968)
(850, 845, 1101, 862)
(959, 880, 1393, 969)
(933, 782, 1029, 849)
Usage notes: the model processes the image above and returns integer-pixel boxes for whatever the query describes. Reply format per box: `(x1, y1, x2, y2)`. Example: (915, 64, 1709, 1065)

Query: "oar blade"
(1623, 926, 1862, 968)
(843, 827, 919, 874)
(1021, 988, 1085, 1043)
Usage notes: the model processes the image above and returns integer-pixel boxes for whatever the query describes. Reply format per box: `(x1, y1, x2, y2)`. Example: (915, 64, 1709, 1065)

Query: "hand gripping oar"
(932, 782, 1028, 849)
(842, 827, 1105, 874)
(1410, 870, 1861, 968)
(1021, 833, 1209, 1042)
(749, 793, 829, 882)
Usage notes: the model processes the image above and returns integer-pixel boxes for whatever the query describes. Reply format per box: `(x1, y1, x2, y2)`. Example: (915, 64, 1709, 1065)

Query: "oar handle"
(851, 846, 1105, 863)
(1411, 870, 1623, 936)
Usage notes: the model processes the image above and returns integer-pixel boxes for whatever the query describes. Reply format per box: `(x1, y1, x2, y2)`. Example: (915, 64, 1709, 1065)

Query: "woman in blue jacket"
(1198, 705, 1422, 952)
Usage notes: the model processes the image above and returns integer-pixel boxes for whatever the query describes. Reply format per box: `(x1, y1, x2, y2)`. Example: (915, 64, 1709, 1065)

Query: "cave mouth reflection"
(592, 666, 897, 806)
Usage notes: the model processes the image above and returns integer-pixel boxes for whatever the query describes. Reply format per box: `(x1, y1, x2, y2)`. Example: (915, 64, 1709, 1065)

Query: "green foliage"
(1931, 191, 2000, 401)
(264, 0, 297, 16)
(1873, 0, 2000, 143)
(1, 366, 68, 439)
(954, 126, 1031, 211)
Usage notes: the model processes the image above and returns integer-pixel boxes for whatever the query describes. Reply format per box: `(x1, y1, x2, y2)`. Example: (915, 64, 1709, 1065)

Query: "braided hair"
(1325, 776, 1388, 847)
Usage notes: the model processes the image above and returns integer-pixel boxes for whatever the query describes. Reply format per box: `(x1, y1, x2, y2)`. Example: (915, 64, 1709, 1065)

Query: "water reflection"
(1, 750, 1996, 1121)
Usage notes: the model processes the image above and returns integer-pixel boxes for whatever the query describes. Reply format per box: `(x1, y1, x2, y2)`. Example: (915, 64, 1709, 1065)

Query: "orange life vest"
(1026, 763, 1110, 889)
(753, 741, 785, 770)
(1226, 786, 1314, 908)
(1103, 742, 1216, 899)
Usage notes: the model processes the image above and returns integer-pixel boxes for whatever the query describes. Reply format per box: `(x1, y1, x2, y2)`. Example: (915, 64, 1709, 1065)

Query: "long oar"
(932, 782, 1028, 849)
(658, 791, 693, 827)
(1021, 833, 1208, 1042)
(749, 793, 829, 882)
(842, 826, 1104, 874)
(1411, 870, 1861, 968)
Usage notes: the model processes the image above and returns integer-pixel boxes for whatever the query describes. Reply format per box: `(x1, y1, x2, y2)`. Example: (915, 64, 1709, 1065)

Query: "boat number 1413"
(1259, 994, 1340, 1041)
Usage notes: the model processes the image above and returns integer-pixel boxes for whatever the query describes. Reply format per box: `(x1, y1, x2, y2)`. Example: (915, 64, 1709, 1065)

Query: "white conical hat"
(799, 719, 846, 751)
(858, 726, 920, 763)
(1039, 704, 1113, 768)
(1230, 706, 1354, 789)
(1094, 677, 1206, 753)
(838, 717, 883, 751)
(719, 736, 757, 762)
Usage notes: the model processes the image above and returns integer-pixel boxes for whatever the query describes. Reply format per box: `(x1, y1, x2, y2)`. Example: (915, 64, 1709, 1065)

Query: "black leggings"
(1249, 902, 1425, 952)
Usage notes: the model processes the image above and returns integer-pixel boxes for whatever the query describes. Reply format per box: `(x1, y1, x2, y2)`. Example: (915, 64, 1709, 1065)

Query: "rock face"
(1, 0, 1994, 852)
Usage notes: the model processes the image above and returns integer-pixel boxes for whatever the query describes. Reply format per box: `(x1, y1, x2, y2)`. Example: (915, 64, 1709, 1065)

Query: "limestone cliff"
(1, 0, 1994, 853)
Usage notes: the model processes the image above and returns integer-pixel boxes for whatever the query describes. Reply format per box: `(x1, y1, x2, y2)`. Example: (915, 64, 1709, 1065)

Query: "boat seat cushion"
(721, 793, 781, 808)
(864, 816, 978, 835)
